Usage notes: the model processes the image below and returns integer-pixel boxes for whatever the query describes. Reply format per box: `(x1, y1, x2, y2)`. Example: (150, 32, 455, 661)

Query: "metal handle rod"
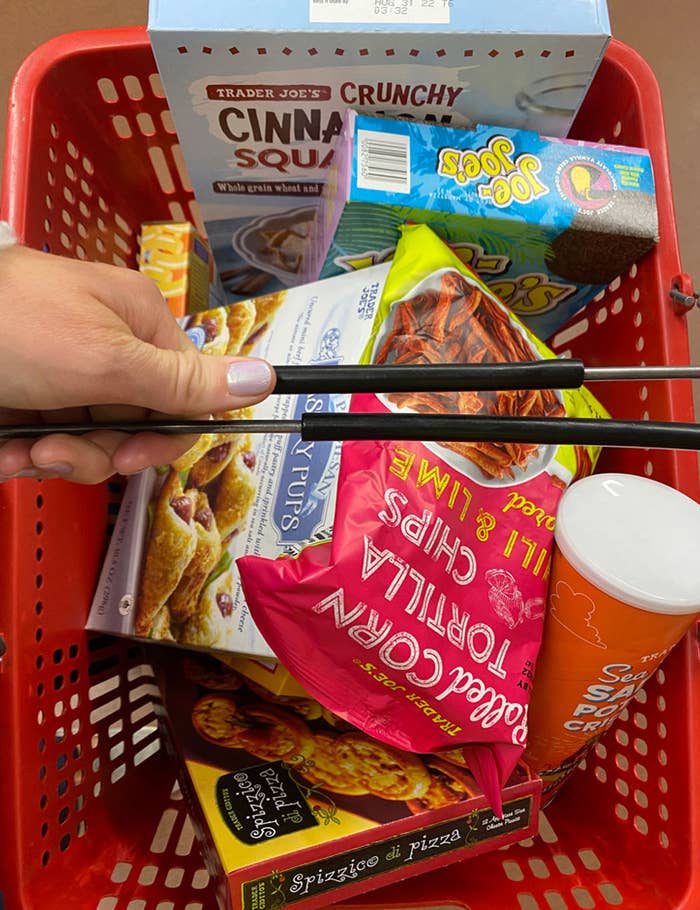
(272, 360, 585, 393)
(2, 414, 700, 452)
(271, 360, 700, 393)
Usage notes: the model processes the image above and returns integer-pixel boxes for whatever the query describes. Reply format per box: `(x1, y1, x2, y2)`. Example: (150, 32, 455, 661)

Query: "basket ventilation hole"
(639, 385, 648, 402)
(634, 815, 649, 835)
(611, 297, 624, 315)
(114, 233, 131, 254)
(634, 763, 649, 782)
(70, 694, 80, 711)
(149, 146, 176, 194)
(82, 156, 94, 175)
(161, 110, 176, 133)
(528, 859, 550, 879)
(609, 276, 622, 292)
(192, 869, 210, 890)
(136, 112, 156, 136)
(169, 201, 187, 222)
(503, 860, 525, 882)
(595, 307, 607, 324)
(615, 803, 629, 821)
(176, 816, 197, 856)
(544, 897, 567, 910)
(552, 854, 575, 875)
(111, 862, 133, 884)
(89, 675, 120, 700)
(54, 700, 65, 718)
(644, 460, 654, 476)
(659, 831, 670, 848)
(66, 140, 79, 159)
(134, 737, 162, 766)
(111, 763, 127, 784)
(96, 902, 119, 910)
(188, 199, 206, 235)
(109, 740, 125, 761)
(80, 178, 92, 197)
(634, 788, 649, 808)
(112, 115, 133, 139)
(572, 888, 595, 909)
(517, 895, 540, 910)
(595, 766, 607, 783)
(537, 814, 559, 844)
(172, 144, 193, 192)
(123, 75, 144, 100)
(615, 778, 629, 797)
(633, 711, 647, 729)
(613, 120, 623, 138)
(578, 849, 601, 871)
(138, 865, 159, 886)
(49, 122, 59, 139)
(634, 737, 648, 756)
(150, 807, 179, 854)
(165, 867, 185, 888)
(598, 882, 623, 905)
(114, 212, 133, 236)
(64, 162, 77, 182)
(108, 718, 124, 738)
(149, 72, 166, 97)
(97, 78, 118, 103)
(185, 905, 204, 910)
(552, 317, 589, 349)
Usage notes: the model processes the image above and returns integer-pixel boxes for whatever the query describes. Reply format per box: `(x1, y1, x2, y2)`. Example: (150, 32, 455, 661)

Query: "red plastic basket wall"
(0, 27, 699, 910)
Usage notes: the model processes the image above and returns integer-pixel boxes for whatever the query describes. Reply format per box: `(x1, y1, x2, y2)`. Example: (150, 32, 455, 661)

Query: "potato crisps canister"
(524, 473, 700, 803)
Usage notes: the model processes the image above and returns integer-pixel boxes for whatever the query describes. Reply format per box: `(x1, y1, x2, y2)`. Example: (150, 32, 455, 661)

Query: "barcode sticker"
(309, 0, 450, 25)
(357, 129, 411, 194)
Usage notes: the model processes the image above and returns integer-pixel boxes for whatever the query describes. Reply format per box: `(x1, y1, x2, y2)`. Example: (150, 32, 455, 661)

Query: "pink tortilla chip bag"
(237, 225, 607, 813)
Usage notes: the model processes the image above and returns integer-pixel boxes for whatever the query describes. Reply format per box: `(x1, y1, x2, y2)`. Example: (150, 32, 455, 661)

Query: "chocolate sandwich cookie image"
(547, 189, 658, 286)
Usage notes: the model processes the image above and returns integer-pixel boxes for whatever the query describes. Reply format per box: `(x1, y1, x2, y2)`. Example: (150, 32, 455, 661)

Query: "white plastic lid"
(555, 473, 700, 615)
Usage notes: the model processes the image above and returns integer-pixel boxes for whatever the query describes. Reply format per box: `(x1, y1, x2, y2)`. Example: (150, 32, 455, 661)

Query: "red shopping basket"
(1, 27, 699, 910)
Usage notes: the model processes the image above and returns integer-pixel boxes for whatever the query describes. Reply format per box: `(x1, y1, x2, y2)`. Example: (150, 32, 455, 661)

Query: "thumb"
(116, 343, 276, 415)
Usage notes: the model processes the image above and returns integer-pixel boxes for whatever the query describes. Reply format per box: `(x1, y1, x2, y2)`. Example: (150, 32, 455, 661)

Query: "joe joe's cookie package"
(304, 111, 658, 340)
(147, 0, 610, 301)
(154, 651, 541, 910)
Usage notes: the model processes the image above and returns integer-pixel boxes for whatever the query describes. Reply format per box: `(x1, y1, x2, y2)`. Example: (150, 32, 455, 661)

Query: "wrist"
(0, 222, 17, 250)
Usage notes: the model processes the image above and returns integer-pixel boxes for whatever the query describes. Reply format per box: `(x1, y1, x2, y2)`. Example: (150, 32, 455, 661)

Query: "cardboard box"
(219, 656, 310, 698)
(139, 221, 225, 316)
(147, 0, 610, 302)
(304, 111, 658, 339)
(87, 263, 393, 657)
(155, 651, 541, 910)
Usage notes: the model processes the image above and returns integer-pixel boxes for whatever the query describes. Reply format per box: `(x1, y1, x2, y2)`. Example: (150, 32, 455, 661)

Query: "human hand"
(0, 244, 276, 484)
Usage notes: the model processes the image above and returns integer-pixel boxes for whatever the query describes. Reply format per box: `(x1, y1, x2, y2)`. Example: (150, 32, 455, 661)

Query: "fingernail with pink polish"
(227, 360, 274, 398)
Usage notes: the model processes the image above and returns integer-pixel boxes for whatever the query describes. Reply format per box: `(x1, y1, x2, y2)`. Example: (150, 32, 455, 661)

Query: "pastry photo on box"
(86, 263, 393, 657)
(154, 650, 541, 910)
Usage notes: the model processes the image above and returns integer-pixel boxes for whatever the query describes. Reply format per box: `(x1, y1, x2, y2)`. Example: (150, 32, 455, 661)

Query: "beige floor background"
(1, 0, 699, 403)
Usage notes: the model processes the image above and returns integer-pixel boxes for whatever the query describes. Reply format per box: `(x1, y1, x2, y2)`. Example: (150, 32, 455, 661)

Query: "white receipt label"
(309, 0, 451, 25)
